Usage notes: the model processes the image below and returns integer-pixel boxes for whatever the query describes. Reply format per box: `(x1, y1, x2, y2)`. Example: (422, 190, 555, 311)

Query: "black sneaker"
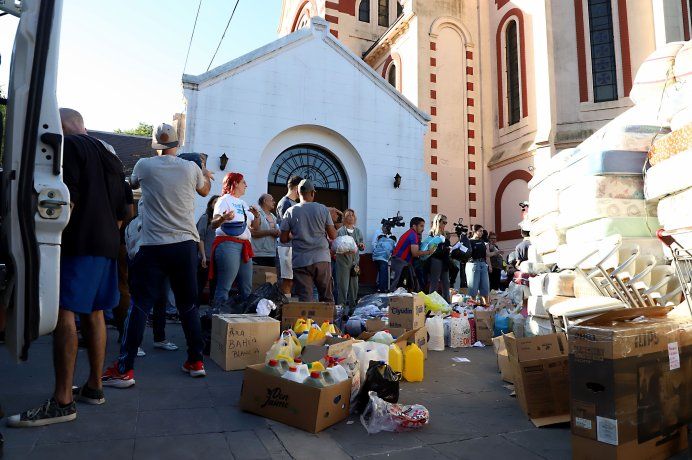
(6, 398, 76, 427)
(72, 384, 106, 405)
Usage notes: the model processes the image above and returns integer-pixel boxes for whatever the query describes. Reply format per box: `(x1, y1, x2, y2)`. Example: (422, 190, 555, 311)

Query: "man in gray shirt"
(102, 123, 213, 388)
(280, 180, 337, 302)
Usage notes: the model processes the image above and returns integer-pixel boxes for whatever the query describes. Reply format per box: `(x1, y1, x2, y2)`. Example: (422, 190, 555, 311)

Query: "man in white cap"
(102, 123, 214, 388)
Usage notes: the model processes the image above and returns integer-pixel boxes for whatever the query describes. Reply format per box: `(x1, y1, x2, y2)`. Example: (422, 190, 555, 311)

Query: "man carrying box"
(389, 217, 432, 292)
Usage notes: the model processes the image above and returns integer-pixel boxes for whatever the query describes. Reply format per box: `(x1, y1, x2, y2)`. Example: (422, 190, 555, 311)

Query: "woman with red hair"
(209, 172, 261, 310)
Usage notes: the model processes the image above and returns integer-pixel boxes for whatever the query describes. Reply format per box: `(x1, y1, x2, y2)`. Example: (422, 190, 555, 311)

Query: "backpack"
(124, 213, 143, 260)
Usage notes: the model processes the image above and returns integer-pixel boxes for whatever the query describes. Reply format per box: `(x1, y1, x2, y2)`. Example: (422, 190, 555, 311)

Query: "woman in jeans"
(210, 173, 261, 311)
(335, 209, 365, 310)
(487, 231, 504, 291)
(196, 195, 219, 307)
(427, 214, 452, 302)
(465, 224, 492, 304)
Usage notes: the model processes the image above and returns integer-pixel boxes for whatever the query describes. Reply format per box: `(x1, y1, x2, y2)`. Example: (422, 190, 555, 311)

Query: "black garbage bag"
(232, 283, 288, 317)
(353, 360, 401, 414)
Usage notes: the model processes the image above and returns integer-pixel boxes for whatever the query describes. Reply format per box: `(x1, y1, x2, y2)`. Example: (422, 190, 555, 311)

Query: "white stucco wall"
(183, 20, 429, 249)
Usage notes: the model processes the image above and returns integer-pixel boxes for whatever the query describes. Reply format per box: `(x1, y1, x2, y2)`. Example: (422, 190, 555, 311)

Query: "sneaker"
(72, 384, 105, 405)
(181, 361, 206, 377)
(137, 347, 146, 357)
(6, 398, 76, 427)
(153, 341, 178, 351)
(101, 365, 135, 389)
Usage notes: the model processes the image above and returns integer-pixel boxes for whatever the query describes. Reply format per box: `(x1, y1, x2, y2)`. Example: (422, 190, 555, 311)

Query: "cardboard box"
(474, 309, 495, 346)
(240, 363, 351, 433)
(281, 302, 335, 331)
(504, 332, 570, 427)
(211, 314, 280, 371)
(252, 265, 277, 290)
(492, 335, 514, 384)
(568, 308, 691, 459)
(301, 337, 354, 363)
(388, 295, 426, 330)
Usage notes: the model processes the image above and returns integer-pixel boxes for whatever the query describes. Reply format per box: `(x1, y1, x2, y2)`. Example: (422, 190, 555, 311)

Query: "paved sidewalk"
(2, 324, 572, 459)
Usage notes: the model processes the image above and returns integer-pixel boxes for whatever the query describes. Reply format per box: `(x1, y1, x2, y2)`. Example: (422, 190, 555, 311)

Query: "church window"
(397, 0, 403, 18)
(359, 0, 370, 23)
(387, 63, 397, 88)
(379, 0, 389, 27)
(505, 20, 520, 126)
(269, 145, 347, 191)
(587, 0, 618, 102)
(297, 12, 310, 30)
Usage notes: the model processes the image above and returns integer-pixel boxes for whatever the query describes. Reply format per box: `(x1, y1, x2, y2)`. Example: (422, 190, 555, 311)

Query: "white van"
(1, 0, 68, 361)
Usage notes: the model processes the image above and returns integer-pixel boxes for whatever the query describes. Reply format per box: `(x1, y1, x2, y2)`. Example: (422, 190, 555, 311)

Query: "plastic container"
(308, 361, 325, 372)
(388, 344, 404, 373)
(293, 319, 309, 334)
(264, 359, 285, 377)
(403, 344, 424, 382)
(325, 365, 349, 383)
(426, 316, 445, 351)
(281, 366, 307, 383)
(304, 371, 329, 388)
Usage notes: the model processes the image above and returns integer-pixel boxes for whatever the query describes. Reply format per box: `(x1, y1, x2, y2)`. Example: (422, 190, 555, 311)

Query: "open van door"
(0, 0, 67, 361)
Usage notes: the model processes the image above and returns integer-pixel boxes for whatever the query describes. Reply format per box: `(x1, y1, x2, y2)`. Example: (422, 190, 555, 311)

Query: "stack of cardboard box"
(210, 314, 280, 371)
(568, 308, 690, 459)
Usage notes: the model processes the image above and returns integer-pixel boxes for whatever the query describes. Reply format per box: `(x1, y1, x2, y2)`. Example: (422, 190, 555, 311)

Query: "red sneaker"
(181, 361, 206, 377)
(101, 364, 135, 388)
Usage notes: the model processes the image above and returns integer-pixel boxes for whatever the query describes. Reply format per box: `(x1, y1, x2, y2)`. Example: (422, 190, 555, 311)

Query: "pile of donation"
(202, 40, 691, 459)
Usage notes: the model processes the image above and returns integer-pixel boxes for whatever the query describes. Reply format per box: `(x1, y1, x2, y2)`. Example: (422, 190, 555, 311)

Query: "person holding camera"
(209, 173, 262, 310)
(466, 224, 492, 304)
(389, 217, 433, 291)
(334, 209, 364, 310)
(427, 214, 452, 302)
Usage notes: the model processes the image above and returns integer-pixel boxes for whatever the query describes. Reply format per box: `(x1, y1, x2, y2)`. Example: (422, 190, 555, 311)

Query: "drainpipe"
(475, 0, 488, 228)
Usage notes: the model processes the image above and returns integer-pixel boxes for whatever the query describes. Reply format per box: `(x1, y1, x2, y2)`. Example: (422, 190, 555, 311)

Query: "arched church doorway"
(267, 144, 349, 211)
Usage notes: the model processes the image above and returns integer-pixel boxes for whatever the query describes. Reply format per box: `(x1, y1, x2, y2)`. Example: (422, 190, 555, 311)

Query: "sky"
(0, 0, 282, 131)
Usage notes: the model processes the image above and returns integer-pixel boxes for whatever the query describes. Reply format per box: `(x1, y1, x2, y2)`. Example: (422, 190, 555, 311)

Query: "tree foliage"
(114, 122, 153, 137)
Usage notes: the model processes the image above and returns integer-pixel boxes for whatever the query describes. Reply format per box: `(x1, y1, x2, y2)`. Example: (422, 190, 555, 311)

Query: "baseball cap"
(299, 179, 316, 194)
(152, 123, 179, 150)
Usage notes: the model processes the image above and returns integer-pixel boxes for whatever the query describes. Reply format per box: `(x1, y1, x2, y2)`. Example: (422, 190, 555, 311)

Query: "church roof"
(182, 18, 430, 124)
(87, 130, 157, 175)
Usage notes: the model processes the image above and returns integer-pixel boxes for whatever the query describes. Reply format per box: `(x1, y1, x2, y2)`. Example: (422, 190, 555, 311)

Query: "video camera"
(381, 212, 405, 234)
(453, 218, 468, 238)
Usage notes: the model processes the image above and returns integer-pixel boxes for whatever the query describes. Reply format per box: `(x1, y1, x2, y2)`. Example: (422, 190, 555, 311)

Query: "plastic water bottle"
(304, 371, 329, 388)
(281, 366, 308, 383)
(264, 359, 285, 377)
(388, 344, 404, 373)
(403, 343, 424, 382)
(325, 365, 349, 383)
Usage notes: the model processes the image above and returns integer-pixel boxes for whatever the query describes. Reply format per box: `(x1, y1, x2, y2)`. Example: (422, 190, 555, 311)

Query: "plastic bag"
(509, 312, 525, 338)
(332, 235, 358, 254)
(360, 391, 430, 434)
(256, 299, 276, 316)
(419, 235, 445, 260)
(420, 291, 451, 314)
(369, 331, 395, 345)
(353, 362, 401, 414)
(449, 316, 472, 348)
(425, 316, 445, 351)
(493, 309, 511, 337)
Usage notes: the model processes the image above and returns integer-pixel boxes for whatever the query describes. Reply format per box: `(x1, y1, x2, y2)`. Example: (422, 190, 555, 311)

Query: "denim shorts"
(60, 256, 119, 314)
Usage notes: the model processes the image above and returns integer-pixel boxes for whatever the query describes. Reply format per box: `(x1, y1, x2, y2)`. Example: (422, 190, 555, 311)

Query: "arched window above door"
(268, 145, 348, 191)
(387, 63, 397, 88)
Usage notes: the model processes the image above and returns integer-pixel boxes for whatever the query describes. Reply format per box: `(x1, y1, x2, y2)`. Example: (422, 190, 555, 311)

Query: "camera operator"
(389, 217, 432, 291)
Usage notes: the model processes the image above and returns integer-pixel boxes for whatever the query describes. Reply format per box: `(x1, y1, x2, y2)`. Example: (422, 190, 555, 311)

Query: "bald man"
(9, 109, 130, 427)
(251, 193, 280, 267)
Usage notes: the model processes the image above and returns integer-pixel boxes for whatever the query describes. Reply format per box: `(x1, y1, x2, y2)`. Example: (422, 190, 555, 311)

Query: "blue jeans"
(213, 241, 252, 310)
(375, 260, 389, 292)
(119, 240, 203, 372)
(466, 260, 490, 298)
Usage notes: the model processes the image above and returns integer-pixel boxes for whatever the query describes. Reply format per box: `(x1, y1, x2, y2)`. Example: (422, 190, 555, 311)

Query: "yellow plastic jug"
(293, 318, 309, 334)
(403, 343, 424, 382)
(389, 344, 404, 373)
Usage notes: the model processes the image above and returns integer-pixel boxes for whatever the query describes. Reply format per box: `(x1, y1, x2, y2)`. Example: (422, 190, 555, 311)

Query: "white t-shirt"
(214, 194, 255, 240)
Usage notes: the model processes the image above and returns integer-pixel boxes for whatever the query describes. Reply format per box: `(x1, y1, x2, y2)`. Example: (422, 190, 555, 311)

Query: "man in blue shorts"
(8, 108, 129, 427)
(389, 217, 432, 291)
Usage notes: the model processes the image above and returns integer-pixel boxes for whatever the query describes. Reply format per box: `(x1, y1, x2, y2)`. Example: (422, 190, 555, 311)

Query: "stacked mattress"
(525, 271, 576, 336)
(643, 40, 692, 256)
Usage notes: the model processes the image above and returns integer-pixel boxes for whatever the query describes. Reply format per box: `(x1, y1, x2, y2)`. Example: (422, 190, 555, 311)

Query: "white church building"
(182, 18, 430, 254)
